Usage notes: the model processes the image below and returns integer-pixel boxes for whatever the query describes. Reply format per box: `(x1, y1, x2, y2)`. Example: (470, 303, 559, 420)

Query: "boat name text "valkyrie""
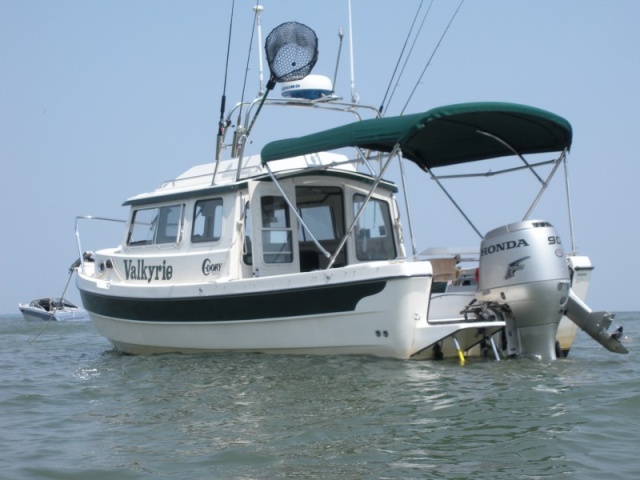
(481, 239, 530, 256)
(123, 259, 173, 282)
(202, 258, 223, 276)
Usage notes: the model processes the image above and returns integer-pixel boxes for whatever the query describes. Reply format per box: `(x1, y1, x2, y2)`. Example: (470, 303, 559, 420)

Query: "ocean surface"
(1, 312, 638, 480)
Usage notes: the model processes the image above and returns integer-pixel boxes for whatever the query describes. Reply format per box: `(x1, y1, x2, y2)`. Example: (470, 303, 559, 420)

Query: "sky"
(1, 0, 639, 314)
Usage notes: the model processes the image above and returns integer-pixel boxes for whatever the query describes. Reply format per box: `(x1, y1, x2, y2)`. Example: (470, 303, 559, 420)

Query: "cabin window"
(261, 196, 293, 263)
(353, 194, 396, 260)
(192, 198, 223, 243)
(128, 204, 184, 246)
(298, 204, 337, 241)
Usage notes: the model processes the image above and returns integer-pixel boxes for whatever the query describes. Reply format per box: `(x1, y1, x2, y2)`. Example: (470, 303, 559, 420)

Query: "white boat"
(19, 297, 88, 322)
(73, 18, 627, 361)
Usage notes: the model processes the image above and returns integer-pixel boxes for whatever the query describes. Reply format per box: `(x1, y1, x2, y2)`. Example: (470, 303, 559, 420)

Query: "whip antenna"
(347, 0, 359, 103)
(245, 21, 318, 137)
(254, 4, 265, 95)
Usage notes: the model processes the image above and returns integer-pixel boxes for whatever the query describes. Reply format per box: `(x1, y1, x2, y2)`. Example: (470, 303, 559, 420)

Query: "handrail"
(74, 216, 126, 273)
(220, 97, 381, 182)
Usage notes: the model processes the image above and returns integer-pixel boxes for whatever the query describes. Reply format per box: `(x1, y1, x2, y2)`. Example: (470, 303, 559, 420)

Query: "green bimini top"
(260, 102, 572, 170)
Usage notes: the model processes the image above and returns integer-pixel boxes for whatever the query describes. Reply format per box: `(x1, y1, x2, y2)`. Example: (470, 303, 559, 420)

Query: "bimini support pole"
(327, 143, 400, 269)
(522, 148, 567, 221)
(264, 164, 331, 259)
(398, 152, 418, 258)
(426, 165, 483, 239)
(562, 152, 577, 253)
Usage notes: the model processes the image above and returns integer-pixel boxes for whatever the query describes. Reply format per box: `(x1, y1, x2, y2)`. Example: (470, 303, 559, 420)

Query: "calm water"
(1, 312, 638, 479)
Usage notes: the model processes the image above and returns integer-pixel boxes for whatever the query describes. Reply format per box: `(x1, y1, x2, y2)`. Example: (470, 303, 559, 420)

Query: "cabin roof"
(260, 102, 573, 170)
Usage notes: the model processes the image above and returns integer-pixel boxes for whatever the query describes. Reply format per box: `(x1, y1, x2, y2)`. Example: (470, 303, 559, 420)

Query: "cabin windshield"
(353, 194, 396, 261)
(127, 204, 184, 246)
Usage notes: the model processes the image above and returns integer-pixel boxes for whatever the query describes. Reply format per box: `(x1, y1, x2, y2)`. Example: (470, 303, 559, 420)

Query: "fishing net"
(244, 21, 319, 137)
(265, 22, 318, 84)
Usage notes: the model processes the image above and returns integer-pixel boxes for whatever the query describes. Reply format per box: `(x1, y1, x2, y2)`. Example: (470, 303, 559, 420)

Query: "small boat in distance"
(19, 298, 89, 322)
(72, 15, 628, 361)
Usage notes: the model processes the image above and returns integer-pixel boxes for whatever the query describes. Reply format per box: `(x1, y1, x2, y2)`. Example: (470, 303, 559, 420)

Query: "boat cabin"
(116, 151, 404, 285)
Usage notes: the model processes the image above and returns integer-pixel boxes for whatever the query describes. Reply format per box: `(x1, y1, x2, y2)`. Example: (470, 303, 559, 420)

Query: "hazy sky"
(2, 0, 639, 314)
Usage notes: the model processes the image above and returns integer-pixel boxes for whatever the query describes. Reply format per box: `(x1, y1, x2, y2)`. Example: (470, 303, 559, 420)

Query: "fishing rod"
(384, 0, 433, 116)
(378, 0, 425, 115)
(231, 1, 261, 158)
(214, 0, 236, 184)
(400, 0, 465, 115)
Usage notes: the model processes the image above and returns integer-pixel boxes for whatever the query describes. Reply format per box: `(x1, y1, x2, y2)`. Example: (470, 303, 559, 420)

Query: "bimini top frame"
(261, 102, 572, 168)
(261, 101, 575, 255)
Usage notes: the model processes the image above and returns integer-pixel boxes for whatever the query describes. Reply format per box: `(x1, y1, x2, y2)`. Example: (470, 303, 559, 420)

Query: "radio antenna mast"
(347, 0, 359, 103)
(254, 4, 265, 96)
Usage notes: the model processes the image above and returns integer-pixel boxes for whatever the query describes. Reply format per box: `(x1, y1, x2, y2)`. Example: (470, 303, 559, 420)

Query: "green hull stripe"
(80, 279, 387, 322)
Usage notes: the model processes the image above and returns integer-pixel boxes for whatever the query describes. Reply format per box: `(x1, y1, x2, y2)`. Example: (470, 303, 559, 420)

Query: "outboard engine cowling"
(476, 220, 570, 360)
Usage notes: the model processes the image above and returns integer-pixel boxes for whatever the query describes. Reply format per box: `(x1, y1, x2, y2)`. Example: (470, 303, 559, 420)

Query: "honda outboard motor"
(476, 220, 571, 360)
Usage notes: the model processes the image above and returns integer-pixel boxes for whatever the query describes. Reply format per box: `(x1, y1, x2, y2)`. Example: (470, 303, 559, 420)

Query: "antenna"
(253, 4, 265, 96)
(347, 0, 359, 103)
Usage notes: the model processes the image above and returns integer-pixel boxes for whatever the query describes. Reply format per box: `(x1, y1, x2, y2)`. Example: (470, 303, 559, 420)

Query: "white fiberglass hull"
(19, 305, 88, 322)
(78, 262, 501, 359)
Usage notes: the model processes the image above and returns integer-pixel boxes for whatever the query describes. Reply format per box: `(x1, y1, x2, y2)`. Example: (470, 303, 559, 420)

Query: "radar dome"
(280, 75, 333, 100)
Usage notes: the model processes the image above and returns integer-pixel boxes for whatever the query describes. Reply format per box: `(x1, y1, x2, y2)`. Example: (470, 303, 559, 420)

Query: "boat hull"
(19, 305, 88, 322)
(79, 262, 457, 358)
